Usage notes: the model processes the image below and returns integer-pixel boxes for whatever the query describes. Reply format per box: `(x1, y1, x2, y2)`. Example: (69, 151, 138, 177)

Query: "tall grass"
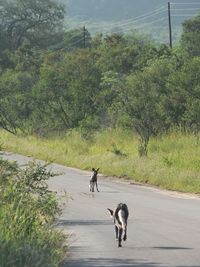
(1, 128, 200, 194)
(0, 159, 66, 267)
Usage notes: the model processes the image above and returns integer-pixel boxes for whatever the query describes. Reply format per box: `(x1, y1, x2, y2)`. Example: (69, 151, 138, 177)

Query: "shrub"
(0, 159, 66, 267)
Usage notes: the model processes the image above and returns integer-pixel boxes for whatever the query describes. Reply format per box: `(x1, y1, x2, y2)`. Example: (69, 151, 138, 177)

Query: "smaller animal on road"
(108, 203, 129, 247)
(89, 168, 99, 192)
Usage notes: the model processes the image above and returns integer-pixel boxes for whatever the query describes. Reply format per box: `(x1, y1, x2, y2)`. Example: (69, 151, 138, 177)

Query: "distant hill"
(66, 0, 165, 21)
(62, 0, 200, 43)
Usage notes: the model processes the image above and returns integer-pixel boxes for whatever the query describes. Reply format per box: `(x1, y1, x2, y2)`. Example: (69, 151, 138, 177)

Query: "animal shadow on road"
(56, 219, 112, 226)
(62, 257, 196, 267)
(152, 246, 192, 250)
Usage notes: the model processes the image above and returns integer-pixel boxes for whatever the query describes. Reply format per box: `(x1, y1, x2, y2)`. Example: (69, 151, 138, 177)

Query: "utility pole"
(168, 2, 172, 49)
(83, 25, 86, 48)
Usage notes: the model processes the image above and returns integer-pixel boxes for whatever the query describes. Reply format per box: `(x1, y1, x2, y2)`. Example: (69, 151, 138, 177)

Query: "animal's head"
(92, 168, 99, 175)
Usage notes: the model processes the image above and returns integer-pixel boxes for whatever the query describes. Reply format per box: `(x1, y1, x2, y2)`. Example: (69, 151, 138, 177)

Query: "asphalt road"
(2, 152, 200, 267)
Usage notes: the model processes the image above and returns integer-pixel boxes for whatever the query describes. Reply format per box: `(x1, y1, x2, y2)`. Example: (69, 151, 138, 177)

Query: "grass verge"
(0, 128, 200, 194)
(0, 158, 66, 267)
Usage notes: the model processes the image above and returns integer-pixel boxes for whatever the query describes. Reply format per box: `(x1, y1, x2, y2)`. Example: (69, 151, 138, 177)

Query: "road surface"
(2, 152, 200, 267)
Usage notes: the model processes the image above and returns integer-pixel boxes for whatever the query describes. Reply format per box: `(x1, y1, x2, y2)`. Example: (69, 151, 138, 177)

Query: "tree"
(181, 14, 200, 56)
(32, 49, 101, 134)
(0, 0, 65, 50)
(97, 70, 128, 128)
(13, 40, 43, 73)
(97, 33, 139, 74)
(172, 57, 200, 142)
(0, 70, 36, 134)
(63, 28, 92, 50)
(124, 58, 174, 156)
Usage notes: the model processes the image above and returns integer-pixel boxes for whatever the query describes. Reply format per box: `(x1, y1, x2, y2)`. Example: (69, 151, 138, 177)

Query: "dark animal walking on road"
(89, 168, 99, 192)
(108, 203, 129, 247)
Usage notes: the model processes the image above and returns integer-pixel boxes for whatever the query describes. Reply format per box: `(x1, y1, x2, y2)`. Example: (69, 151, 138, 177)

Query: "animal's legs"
(123, 226, 127, 241)
(115, 225, 118, 240)
(96, 181, 99, 192)
(118, 228, 123, 247)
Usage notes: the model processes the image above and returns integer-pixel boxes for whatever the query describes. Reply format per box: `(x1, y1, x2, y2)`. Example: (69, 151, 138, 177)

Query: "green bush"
(0, 159, 66, 267)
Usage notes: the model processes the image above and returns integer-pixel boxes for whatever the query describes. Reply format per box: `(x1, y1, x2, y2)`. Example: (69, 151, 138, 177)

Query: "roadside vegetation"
(0, 158, 66, 267)
(1, 128, 200, 194)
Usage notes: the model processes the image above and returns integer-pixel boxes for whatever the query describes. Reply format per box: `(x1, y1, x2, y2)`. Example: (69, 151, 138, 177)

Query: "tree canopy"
(181, 14, 200, 56)
(0, 0, 65, 50)
(0, 2, 200, 156)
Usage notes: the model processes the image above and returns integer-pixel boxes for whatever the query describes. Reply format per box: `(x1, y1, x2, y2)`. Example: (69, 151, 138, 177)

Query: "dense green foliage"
(0, 0, 200, 156)
(0, 0, 65, 51)
(181, 14, 200, 56)
(0, 158, 66, 266)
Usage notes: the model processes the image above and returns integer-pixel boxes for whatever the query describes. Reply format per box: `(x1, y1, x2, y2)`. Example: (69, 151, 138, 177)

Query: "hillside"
(63, 0, 200, 43)
(67, 0, 164, 21)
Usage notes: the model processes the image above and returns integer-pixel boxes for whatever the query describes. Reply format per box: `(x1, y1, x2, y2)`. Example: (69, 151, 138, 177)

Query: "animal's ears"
(92, 167, 99, 172)
(107, 208, 113, 216)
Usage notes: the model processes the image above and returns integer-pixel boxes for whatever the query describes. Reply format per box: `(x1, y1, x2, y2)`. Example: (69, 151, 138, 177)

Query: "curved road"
(2, 152, 200, 267)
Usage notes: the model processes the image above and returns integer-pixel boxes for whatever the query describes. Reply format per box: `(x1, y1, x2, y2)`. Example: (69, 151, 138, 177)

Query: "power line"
(170, 5, 200, 17)
(171, 8, 200, 11)
(66, 37, 85, 48)
(116, 9, 167, 27)
(108, 6, 167, 27)
(87, 9, 167, 33)
(67, 5, 166, 32)
(102, 17, 167, 36)
(61, 27, 89, 47)
(171, 14, 199, 17)
(65, 15, 167, 42)
(68, 3, 199, 31)
(64, 1, 200, 47)
(65, 5, 168, 37)
(171, 2, 200, 5)
(86, 6, 167, 30)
